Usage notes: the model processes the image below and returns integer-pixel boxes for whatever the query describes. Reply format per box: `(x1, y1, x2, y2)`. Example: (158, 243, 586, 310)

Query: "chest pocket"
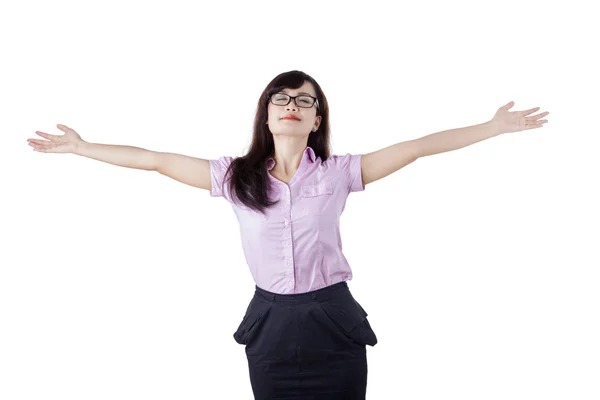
(300, 181, 333, 198)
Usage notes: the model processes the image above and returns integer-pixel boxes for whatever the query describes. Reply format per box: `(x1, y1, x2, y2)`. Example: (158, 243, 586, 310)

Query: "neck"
(271, 138, 307, 175)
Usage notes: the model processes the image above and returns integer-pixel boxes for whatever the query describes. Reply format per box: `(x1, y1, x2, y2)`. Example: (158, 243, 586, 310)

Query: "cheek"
(267, 106, 275, 124)
(269, 115, 279, 127)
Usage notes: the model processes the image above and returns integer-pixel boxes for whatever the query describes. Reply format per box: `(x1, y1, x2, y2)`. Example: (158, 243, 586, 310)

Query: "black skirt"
(233, 281, 378, 400)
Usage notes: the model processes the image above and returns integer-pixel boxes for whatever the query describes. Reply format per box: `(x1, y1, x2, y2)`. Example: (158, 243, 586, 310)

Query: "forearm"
(415, 120, 501, 158)
(74, 142, 157, 171)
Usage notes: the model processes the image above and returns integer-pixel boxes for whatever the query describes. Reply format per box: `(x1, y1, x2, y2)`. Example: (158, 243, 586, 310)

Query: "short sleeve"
(209, 156, 235, 199)
(328, 153, 365, 193)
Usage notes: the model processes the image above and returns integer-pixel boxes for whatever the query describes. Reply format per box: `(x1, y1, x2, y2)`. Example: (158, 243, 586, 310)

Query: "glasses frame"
(268, 92, 319, 110)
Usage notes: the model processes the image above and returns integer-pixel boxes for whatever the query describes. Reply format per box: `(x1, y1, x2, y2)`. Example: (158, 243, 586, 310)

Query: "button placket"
(281, 188, 294, 288)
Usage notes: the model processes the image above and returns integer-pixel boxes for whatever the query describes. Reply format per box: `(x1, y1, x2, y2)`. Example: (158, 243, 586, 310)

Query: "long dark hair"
(223, 70, 331, 215)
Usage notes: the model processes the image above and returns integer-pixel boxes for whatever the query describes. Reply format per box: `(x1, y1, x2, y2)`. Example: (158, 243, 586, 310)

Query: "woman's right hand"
(27, 124, 85, 154)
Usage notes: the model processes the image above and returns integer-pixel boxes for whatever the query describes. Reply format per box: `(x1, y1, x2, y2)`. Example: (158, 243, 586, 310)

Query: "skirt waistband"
(254, 281, 349, 305)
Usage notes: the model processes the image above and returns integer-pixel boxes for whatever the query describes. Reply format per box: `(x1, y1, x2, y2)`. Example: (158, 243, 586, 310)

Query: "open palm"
(492, 101, 550, 134)
(27, 124, 85, 154)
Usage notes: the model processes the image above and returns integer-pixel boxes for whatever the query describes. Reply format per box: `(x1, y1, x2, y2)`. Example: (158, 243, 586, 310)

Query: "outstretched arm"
(360, 101, 549, 186)
(28, 124, 212, 190)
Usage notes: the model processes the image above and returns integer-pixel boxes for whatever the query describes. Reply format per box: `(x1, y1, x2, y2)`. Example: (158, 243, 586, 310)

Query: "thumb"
(503, 101, 514, 109)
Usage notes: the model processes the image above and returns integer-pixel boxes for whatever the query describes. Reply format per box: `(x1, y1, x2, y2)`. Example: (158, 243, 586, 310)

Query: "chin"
(272, 131, 309, 137)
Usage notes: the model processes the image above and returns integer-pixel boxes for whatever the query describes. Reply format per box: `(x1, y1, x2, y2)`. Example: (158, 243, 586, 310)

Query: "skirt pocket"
(233, 295, 273, 345)
(318, 294, 378, 347)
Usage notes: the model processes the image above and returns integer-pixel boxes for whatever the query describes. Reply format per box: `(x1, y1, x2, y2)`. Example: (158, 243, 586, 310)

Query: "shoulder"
(209, 156, 238, 197)
(321, 153, 364, 193)
(323, 153, 361, 167)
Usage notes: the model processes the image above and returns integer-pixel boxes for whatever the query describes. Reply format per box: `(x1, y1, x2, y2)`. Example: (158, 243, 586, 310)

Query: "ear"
(314, 115, 322, 129)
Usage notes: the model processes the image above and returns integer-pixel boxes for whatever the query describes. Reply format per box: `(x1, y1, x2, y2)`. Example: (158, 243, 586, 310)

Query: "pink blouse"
(209, 146, 365, 294)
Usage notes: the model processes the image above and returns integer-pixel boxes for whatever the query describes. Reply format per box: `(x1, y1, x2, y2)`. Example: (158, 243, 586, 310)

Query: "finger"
(32, 145, 51, 152)
(35, 131, 62, 139)
(28, 142, 45, 151)
(522, 107, 541, 116)
(526, 120, 547, 129)
(33, 141, 58, 152)
(28, 139, 49, 144)
(526, 123, 542, 130)
(527, 111, 550, 120)
(28, 141, 48, 150)
(29, 136, 58, 146)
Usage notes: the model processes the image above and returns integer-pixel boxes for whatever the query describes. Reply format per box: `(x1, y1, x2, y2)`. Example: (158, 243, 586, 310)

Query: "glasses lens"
(271, 94, 315, 108)
(271, 94, 290, 105)
(296, 96, 314, 107)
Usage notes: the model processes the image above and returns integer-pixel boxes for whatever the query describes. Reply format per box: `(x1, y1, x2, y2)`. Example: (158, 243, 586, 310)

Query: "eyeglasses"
(268, 93, 319, 109)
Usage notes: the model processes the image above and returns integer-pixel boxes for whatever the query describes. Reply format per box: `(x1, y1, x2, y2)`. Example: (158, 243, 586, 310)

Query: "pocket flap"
(301, 181, 333, 197)
(233, 296, 272, 345)
(318, 295, 378, 346)
(319, 295, 368, 333)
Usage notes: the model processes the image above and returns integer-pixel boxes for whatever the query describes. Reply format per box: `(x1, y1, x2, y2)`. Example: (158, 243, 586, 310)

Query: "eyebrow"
(281, 90, 315, 97)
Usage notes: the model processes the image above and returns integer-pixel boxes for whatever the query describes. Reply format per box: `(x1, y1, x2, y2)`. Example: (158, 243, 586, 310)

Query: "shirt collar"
(266, 146, 316, 171)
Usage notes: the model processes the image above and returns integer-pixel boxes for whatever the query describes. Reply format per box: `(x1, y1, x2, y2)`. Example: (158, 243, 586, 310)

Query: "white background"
(2, 0, 599, 399)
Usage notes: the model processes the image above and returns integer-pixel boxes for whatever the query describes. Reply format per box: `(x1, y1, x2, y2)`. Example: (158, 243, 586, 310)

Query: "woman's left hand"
(492, 101, 549, 134)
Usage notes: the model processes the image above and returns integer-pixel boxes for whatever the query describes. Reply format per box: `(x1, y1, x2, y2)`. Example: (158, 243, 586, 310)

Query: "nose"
(285, 99, 299, 111)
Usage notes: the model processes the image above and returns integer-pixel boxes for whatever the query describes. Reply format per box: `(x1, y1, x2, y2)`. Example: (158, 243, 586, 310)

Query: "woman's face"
(267, 81, 321, 136)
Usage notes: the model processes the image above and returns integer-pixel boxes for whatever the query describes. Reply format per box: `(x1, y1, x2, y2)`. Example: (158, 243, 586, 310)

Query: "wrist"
(488, 119, 503, 136)
(74, 140, 87, 155)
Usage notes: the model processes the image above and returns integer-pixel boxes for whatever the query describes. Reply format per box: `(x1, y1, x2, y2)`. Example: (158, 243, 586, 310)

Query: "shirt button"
(284, 220, 288, 227)
(288, 280, 294, 287)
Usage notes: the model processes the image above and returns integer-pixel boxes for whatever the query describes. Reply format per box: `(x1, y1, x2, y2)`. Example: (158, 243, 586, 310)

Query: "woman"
(27, 70, 549, 399)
